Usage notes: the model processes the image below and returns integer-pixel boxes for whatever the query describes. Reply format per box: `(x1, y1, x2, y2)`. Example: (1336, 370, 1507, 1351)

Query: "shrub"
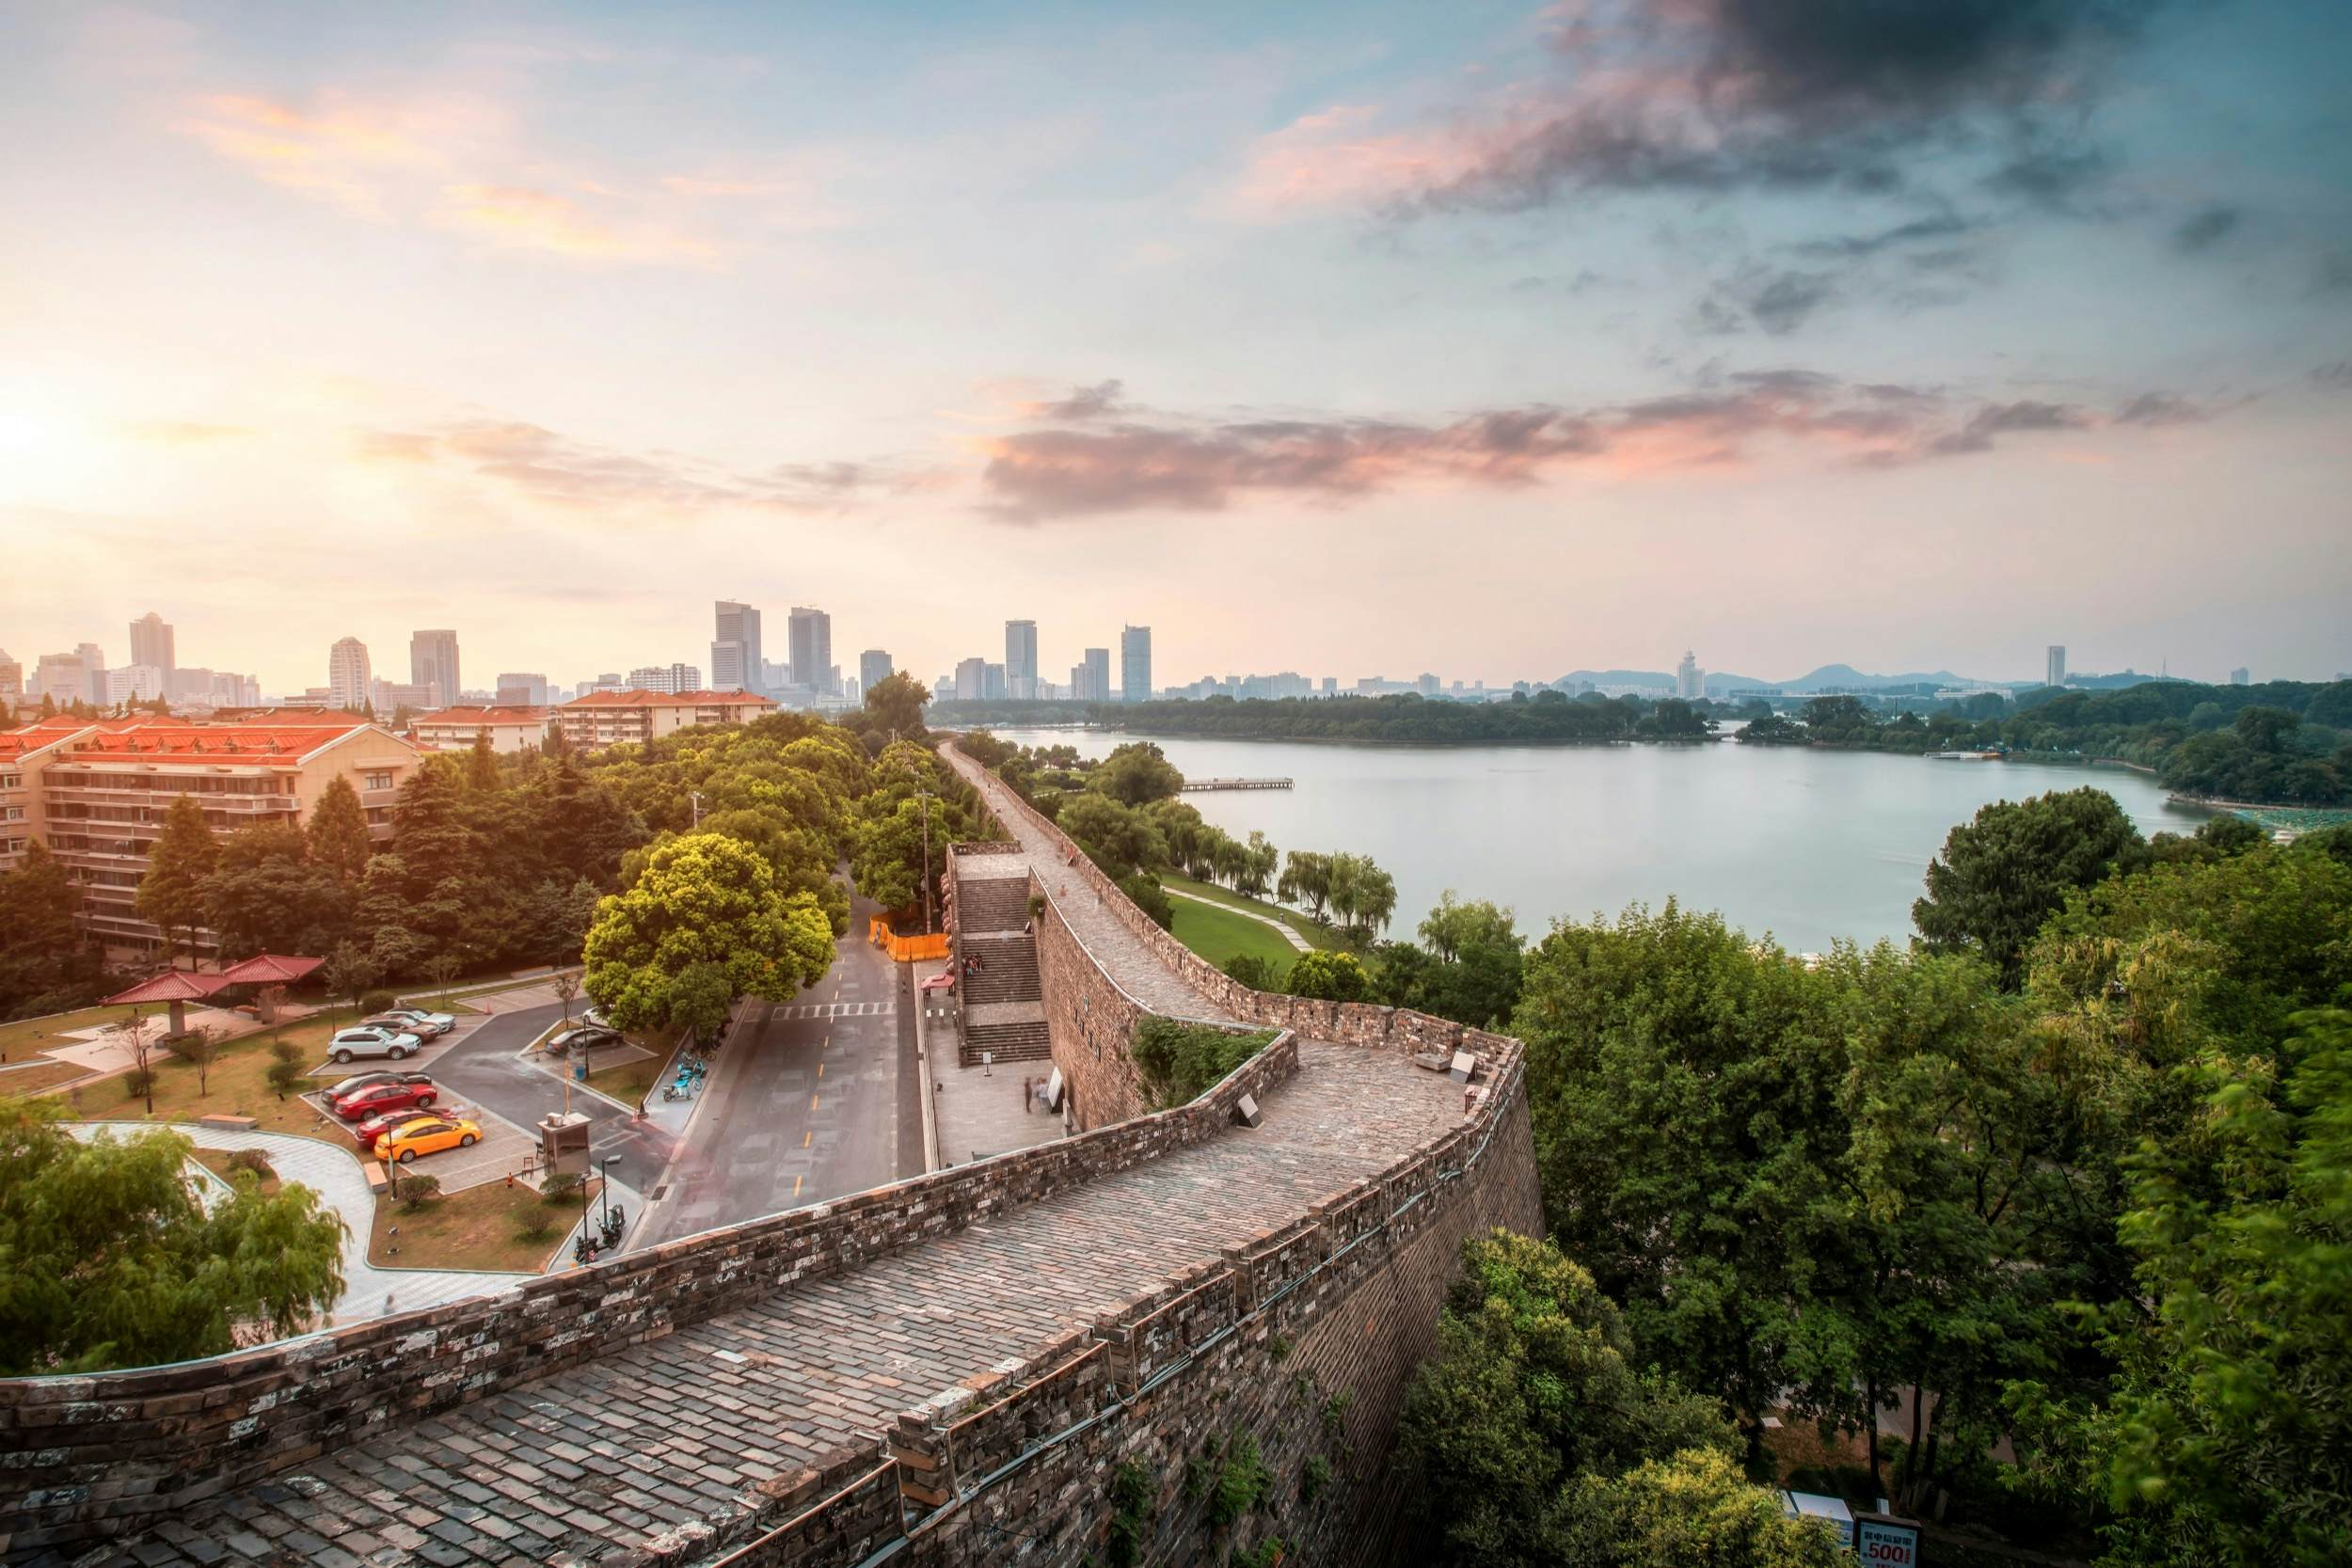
(394, 1173, 440, 1210)
(1232, 1536, 1288, 1568)
(1131, 1019, 1275, 1107)
(1105, 1459, 1154, 1568)
(227, 1148, 275, 1180)
(1028, 893, 1046, 919)
(515, 1209, 557, 1243)
(358, 990, 397, 1015)
(268, 1037, 303, 1066)
(1210, 1436, 1270, 1528)
(122, 1068, 153, 1101)
(1222, 954, 1282, 990)
(264, 1059, 305, 1097)
(1301, 1453, 1331, 1503)
(541, 1172, 583, 1204)
(1119, 872, 1176, 931)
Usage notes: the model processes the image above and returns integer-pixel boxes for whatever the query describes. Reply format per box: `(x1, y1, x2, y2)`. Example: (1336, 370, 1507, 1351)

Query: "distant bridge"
(1178, 776, 1293, 791)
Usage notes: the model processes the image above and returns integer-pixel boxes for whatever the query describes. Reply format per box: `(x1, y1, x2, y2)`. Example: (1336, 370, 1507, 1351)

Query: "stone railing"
(0, 1036, 1301, 1552)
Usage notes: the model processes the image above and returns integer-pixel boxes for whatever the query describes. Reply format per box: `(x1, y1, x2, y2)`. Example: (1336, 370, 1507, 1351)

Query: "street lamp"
(918, 786, 933, 933)
(588, 1152, 622, 1247)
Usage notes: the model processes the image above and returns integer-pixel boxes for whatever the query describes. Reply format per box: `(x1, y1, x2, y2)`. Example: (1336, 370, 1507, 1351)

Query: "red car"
(350, 1105, 448, 1152)
(332, 1079, 439, 1122)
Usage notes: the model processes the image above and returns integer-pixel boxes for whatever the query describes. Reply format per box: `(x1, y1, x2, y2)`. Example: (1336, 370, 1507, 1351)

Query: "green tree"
(1419, 891, 1519, 963)
(1278, 850, 1333, 921)
(1914, 787, 2144, 988)
(863, 671, 931, 739)
(1056, 793, 1168, 875)
(1130, 1019, 1274, 1105)
(1738, 712, 1808, 745)
(135, 796, 218, 967)
(1396, 1230, 1740, 1568)
(305, 773, 374, 883)
(1801, 694, 1875, 743)
(1549, 1448, 1843, 1568)
(582, 832, 833, 1032)
(0, 1101, 344, 1373)
(0, 840, 89, 1016)
(199, 823, 350, 959)
(463, 729, 501, 791)
(1327, 851, 1397, 935)
(1090, 741, 1184, 805)
(320, 941, 383, 1015)
(1285, 949, 1372, 1002)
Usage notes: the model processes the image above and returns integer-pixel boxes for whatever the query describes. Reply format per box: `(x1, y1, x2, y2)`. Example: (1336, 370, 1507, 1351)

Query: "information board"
(1856, 1515, 1921, 1565)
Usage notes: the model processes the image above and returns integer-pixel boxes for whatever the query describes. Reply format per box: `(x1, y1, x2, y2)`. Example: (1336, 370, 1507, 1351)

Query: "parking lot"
(296, 1079, 541, 1193)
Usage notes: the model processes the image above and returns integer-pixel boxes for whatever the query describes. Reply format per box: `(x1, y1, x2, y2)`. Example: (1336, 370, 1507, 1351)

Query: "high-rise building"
(787, 607, 834, 693)
(954, 657, 985, 701)
(76, 642, 107, 704)
(1005, 620, 1038, 701)
(2231, 666, 2251, 686)
(327, 637, 372, 711)
(1676, 650, 1703, 700)
(103, 667, 165, 706)
(0, 651, 21, 706)
(493, 673, 549, 706)
(34, 653, 87, 708)
(983, 663, 1008, 702)
(1120, 625, 1152, 704)
(1076, 647, 1109, 702)
(128, 612, 174, 675)
(625, 663, 702, 694)
(711, 601, 764, 692)
(411, 630, 460, 708)
(2046, 645, 2066, 688)
(860, 650, 893, 694)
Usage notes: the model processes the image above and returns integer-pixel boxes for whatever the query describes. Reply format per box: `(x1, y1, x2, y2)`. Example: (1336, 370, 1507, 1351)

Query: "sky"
(3, 0, 2349, 695)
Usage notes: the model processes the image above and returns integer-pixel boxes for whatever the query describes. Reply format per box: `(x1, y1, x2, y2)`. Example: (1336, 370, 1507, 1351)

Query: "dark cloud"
(979, 375, 2211, 519)
(1796, 213, 1981, 259)
(2312, 361, 2352, 388)
(1695, 268, 1839, 335)
(1415, 0, 2156, 212)
(1023, 380, 1129, 420)
(2171, 204, 2245, 253)
(1980, 146, 2111, 210)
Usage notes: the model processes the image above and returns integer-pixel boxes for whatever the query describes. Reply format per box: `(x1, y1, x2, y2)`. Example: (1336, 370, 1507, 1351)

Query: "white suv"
(327, 1026, 425, 1064)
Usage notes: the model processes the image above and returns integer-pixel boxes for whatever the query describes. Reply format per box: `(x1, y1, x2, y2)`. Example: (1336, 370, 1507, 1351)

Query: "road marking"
(818, 1060, 825, 1078)
(803, 1130, 811, 1148)
(810, 1093, 821, 1112)
(793, 1174, 803, 1197)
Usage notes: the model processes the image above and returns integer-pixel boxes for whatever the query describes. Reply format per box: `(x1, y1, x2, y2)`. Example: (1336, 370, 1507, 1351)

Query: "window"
(1, 773, 20, 789)
(2, 806, 21, 821)
(362, 769, 394, 791)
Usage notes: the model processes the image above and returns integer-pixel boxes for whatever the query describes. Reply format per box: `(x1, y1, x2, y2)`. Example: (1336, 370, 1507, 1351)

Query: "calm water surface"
(985, 728, 2206, 953)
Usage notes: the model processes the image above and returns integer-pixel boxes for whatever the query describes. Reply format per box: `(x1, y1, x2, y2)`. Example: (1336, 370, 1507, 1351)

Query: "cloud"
(1795, 212, 1982, 259)
(119, 420, 255, 445)
(977, 374, 2213, 518)
(2171, 203, 2244, 254)
(177, 91, 490, 219)
(432, 184, 719, 266)
(2313, 361, 2352, 388)
(355, 419, 920, 514)
(1695, 268, 1838, 335)
(1019, 380, 1131, 420)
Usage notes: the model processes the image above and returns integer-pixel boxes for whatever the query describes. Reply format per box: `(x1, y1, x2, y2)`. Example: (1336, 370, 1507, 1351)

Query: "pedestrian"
(1020, 1075, 1033, 1115)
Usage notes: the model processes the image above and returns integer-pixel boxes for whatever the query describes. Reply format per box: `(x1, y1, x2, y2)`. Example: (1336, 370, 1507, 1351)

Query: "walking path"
(71, 1122, 537, 1325)
(1165, 885, 1315, 951)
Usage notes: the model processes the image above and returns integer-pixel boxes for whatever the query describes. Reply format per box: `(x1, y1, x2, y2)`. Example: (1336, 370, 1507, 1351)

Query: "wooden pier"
(1180, 777, 1294, 791)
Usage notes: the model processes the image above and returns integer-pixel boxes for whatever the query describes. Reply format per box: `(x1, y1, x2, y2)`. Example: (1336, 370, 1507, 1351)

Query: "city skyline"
(3, 4, 2346, 685)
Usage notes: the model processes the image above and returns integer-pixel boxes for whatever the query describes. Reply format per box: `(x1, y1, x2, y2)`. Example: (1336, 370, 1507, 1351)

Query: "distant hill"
(1552, 664, 1985, 696)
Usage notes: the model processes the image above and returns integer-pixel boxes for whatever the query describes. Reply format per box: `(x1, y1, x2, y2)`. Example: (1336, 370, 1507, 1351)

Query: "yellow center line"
(793, 1173, 803, 1197)
(803, 1130, 811, 1148)
(810, 1092, 821, 1112)
(818, 1061, 825, 1078)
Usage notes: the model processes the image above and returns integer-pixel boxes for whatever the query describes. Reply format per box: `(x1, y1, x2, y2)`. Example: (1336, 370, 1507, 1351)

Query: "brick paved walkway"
(76, 1043, 1460, 1567)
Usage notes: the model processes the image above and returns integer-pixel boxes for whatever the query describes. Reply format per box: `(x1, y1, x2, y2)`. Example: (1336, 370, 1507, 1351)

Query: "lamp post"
(596, 1152, 621, 1234)
(919, 786, 933, 933)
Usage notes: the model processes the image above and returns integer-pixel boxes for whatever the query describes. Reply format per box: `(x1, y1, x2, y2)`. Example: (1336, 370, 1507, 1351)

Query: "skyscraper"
(955, 657, 986, 700)
(327, 637, 372, 711)
(76, 642, 106, 704)
(711, 601, 764, 692)
(1004, 620, 1038, 701)
(128, 612, 174, 674)
(2046, 645, 2066, 688)
(787, 607, 834, 693)
(1120, 625, 1152, 703)
(2231, 666, 2251, 686)
(860, 649, 893, 693)
(1080, 647, 1109, 703)
(411, 629, 461, 707)
(1676, 650, 1703, 700)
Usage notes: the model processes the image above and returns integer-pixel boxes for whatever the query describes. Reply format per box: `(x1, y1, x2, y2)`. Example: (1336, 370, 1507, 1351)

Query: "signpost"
(1855, 1513, 1921, 1566)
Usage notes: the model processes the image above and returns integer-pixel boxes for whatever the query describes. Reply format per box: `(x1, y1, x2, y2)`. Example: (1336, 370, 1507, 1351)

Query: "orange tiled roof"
(49, 720, 388, 768)
(559, 689, 773, 709)
(417, 706, 554, 724)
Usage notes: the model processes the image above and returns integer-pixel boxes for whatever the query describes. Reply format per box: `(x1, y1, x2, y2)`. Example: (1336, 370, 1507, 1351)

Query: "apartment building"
(411, 705, 555, 754)
(0, 715, 420, 955)
(553, 689, 773, 751)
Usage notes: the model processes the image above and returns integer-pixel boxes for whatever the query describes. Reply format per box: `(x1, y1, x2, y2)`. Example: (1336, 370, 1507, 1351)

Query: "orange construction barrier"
(866, 917, 950, 962)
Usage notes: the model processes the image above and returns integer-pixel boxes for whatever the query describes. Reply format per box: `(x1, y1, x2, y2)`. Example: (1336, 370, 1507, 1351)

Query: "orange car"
(373, 1117, 482, 1164)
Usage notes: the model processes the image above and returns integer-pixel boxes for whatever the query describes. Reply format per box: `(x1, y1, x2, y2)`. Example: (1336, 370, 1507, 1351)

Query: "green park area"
(1167, 893, 1304, 975)
(41, 1006, 359, 1132)
(368, 1176, 594, 1274)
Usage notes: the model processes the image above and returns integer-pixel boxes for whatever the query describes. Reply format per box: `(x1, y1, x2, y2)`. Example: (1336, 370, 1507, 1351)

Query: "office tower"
(35, 653, 87, 707)
(76, 642, 107, 704)
(787, 607, 833, 693)
(759, 657, 790, 690)
(1079, 647, 1109, 703)
(1005, 620, 1038, 701)
(1120, 625, 1152, 703)
(411, 629, 461, 707)
(104, 667, 165, 705)
(493, 673, 549, 705)
(955, 657, 986, 700)
(2231, 666, 2251, 686)
(327, 637, 372, 710)
(983, 663, 1007, 701)
(711, 600, 763, 692)
(860, 650, 893, 694)
(1675, 650, 1703, 700)
(128, 612, 174, 675)
(2046, 645, 2066, 688)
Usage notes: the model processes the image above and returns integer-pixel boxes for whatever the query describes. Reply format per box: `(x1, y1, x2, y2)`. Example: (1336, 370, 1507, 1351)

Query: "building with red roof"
(554, 689, 773, 750)
(410, 705, 555, 755)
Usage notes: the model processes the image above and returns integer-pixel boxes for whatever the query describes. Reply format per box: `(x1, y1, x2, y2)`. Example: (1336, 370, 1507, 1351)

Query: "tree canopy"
(582, 832, 833, 1032)
(1914, 786, 2144, 987)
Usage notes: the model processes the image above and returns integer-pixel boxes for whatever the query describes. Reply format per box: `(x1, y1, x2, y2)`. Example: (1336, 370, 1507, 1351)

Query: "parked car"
(326, 1026, 425, 1065)
(351, 1106, 447, 1152)
(324, 1069, 433, 1102)
(332, 1078, 439, 1121)
(374, 1117, 482, 1164)
(377, 1006, 457, 1037)
(360, 1012, 451, 1043)
(548, 1023, 623, 1053)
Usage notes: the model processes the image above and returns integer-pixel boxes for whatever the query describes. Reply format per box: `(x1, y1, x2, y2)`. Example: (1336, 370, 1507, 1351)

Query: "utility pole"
(919, 787, 934, 933)
(689, 789, 704, 829)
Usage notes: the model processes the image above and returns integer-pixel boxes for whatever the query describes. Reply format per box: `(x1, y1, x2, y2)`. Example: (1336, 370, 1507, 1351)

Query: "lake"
(981, 728, 2208, 953)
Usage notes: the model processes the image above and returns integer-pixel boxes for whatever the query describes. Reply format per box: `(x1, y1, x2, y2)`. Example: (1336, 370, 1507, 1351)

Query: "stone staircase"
(953, 867, 1049, 1066)
(959, 936, 1040, 1005)
(963, 1016, 1052, 1065)
(956, 874, 1032, 934)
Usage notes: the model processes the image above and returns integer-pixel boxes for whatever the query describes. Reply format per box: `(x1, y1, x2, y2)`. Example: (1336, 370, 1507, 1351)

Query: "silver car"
(326, 1026, 425, 1064)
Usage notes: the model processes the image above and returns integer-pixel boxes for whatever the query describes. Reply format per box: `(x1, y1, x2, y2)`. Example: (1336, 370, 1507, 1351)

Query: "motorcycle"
(599, 1205, 627, 1249)
(573, 1233, 600, 1266)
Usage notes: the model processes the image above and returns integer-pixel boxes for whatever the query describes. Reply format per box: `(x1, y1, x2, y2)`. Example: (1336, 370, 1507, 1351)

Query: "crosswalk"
(765, 1000, 897, 1021)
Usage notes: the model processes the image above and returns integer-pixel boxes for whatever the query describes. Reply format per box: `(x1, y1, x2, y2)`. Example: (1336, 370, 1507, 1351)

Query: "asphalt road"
(424, 1001, 677, 1201)
(635, 884, 921, 1247)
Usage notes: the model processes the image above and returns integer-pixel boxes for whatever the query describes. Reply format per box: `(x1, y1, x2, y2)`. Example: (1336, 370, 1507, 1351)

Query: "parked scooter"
(573, 1232, 600, 1266)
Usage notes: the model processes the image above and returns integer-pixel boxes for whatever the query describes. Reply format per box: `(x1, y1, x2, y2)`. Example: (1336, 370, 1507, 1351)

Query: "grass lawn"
(587, 1039, 674, 1107)
(0, 1004, 149, 1060)
(369, 1177, 596, 1274)
(1163, 874, 1343, 951)
(190, 1146, 284, 1199)
(1168, 895, 1306, 976)
(0, 1058, 99, 1097)
(46, 1006, 363, 1133)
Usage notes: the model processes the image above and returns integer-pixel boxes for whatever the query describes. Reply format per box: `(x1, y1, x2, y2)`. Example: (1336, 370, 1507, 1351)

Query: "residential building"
(1005, 620, 1038, 701)
(860, 650, 893, 694)
(493, 673, 549, 706)
(128, 613, 175, 675)
(1677, 650, 1703, 701)
(370, 680, 436, 714)
(1078, 646, 1109, 702)
(1120, 625, 1152, 704)
(554, 689, 774, 750)
(1322, 677, 1338, 695)
(412, 705, 555, 753)
(103, 666, 166, 706)
(2047, 645, 2066, 687)
(74, 643, 107, 705)
(711, 601, 764, 693)
(954, 657, 986, 700)
(34, 652, 87, 708)
(983, 662, 1007, 701)
(787, 607, 834, 693)
(326, 637, 372, 711)
(2231, 666, 2251, 686)
(410, 629, 460, 708)
(625, 663, 702, 694)
(5, 714, 419, 954)
(0, 651, 21, 707)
